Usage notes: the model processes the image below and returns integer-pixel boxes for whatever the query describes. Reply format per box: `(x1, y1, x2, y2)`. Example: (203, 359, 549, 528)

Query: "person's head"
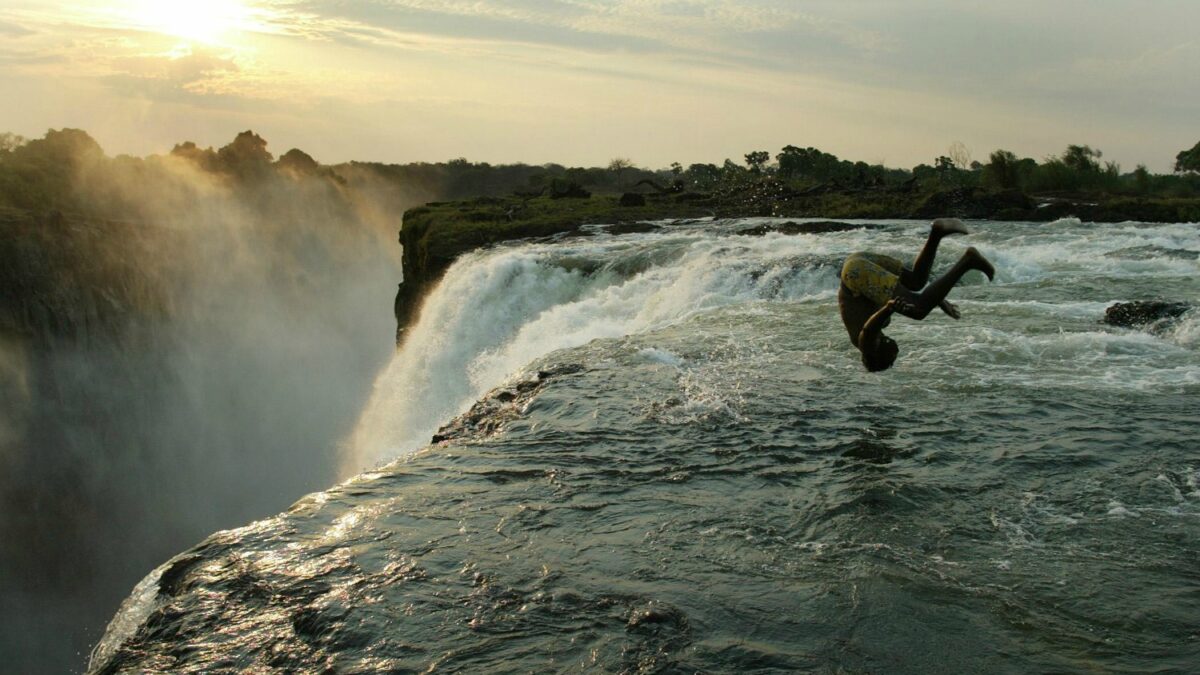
(861, 334, 898, 372)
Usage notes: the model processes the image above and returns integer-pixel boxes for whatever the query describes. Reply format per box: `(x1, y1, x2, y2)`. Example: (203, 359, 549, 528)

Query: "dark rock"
(911, 188, 1035, 219)
(1104, 301, 1192, 331)
(432, 363, 584, 444)
(605, 221, 661, 235)
(158, 553, 206, 597)
(537, 363, 584, 379)
(393, 279, 431, 344)
(557, 228, 596, 240)
(619, 193, 647, 207)
(1034, 201, 1079, 221)
(1104, 245, 1199, 261)
(291, 604, 348, 641)
(1029, 198, 1200, 224)
(992, 207, 1035, 221)
(628, 606, 677, 627)
(736, 220, 867, 236)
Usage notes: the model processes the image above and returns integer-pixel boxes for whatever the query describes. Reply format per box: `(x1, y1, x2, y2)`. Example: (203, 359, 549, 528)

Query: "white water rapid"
(342, 224, 839, 475)
(341, 218, 1200, 476)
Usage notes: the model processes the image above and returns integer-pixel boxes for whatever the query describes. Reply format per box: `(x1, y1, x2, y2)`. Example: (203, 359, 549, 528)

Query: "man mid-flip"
(839, 218, 995, 372)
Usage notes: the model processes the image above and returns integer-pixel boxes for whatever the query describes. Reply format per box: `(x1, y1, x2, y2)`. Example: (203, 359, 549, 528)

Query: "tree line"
(712, 142, 1200, 198)
(1, 128, 1198, 218)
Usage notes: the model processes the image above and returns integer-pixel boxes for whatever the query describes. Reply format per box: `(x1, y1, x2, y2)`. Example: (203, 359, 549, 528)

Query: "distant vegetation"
(2, 128, 1198, 219)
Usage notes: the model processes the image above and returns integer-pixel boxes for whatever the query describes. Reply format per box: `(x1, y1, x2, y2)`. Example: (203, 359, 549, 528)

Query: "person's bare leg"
(894, 247, 994, 320)
(902, 218, 970, 288)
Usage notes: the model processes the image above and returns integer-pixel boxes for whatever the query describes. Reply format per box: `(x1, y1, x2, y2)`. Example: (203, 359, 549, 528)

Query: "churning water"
(93, 219, 1199, 673)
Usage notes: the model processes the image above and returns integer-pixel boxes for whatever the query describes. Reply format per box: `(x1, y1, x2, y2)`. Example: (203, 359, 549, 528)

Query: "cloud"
(0, 19, 35, 37)
(0, 50, 65, 67)
(0, 0, 1197, 171)
(1026, 41, 1200, 98)
(268, 0, 889, 60)
(112, 46, 239, 81)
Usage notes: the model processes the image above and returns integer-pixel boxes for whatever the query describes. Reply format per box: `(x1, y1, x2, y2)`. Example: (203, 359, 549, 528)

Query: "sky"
(0, 0, 1196, 171)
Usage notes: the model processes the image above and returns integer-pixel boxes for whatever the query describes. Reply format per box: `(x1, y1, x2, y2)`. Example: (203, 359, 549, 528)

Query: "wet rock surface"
(604, 221, 662, 235)
(431, 363, 585, 444)
(1104, 301, 1193, 332)
(1104, 245, 1199, 261)
(911, 188, 1036, 220)
(735, 220, 873, 236)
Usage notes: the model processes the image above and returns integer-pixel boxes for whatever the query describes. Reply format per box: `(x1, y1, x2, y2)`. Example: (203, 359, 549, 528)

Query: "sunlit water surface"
(93, 219, 1200, 673)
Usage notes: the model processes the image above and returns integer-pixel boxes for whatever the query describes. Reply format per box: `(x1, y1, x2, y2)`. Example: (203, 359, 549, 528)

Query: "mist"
(0, 130, 424, 671)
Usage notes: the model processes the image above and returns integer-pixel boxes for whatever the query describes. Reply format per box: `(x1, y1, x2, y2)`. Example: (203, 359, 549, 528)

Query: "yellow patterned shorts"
(841, 253, 904, 306)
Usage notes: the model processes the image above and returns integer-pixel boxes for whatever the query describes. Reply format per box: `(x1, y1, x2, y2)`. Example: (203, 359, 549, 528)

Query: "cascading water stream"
(343, 217, 1200, 477)
(342, 227, 842, 475)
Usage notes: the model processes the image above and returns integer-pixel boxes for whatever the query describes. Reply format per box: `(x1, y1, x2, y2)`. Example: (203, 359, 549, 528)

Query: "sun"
(132, 0, 254, 44)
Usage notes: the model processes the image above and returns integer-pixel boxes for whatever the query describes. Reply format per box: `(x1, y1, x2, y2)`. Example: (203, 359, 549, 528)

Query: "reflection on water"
(836, 426, 913, 464)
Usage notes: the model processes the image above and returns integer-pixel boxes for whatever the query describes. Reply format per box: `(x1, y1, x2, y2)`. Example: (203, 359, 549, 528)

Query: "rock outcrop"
(1103, 301, 1193, 332)
(911, 188, 1036, 220)
(735, 220, 873, 236)
(431, 364, 584, 444)
(1103, 245, 1199, 261)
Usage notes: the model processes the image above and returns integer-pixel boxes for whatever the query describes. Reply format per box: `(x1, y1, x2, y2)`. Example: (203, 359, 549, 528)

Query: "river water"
(92, 218, 1199, 673)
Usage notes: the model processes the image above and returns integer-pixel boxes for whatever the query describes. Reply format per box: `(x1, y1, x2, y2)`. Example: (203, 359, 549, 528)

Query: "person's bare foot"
(965, 246, 995, 281)
(932, 218, 969, 237)
(939, 299, 961, 319)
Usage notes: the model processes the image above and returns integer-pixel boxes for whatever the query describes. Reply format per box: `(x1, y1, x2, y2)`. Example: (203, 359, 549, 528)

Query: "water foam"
(342, 219, 1200, 474)
(924, 323, 1200, 391)
(638, 347, 684, 367)
(976, 220, 1200, 284)
(342, 233, 837, 474)
(1166, 310, 1200, 349)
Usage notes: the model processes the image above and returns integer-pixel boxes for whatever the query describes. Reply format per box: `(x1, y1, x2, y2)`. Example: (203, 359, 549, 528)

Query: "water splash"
(343, 219, 1200, 475)
(341, 233, 838, 475)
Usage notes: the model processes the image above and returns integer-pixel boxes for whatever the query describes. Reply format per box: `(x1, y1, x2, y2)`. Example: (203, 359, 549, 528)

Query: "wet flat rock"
(1104, 245, 1199, 261)
(1103, 301, 1192, 331)
(431, 363, 584, 444)
(735, 220, 871, 236)
(604, 221, 663, 235)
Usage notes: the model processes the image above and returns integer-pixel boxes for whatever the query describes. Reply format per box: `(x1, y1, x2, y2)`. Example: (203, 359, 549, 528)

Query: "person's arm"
(858, 299, 896, 347)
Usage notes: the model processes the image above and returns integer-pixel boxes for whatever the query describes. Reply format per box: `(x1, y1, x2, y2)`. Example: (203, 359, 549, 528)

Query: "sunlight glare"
(132, 0, 254, 44)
